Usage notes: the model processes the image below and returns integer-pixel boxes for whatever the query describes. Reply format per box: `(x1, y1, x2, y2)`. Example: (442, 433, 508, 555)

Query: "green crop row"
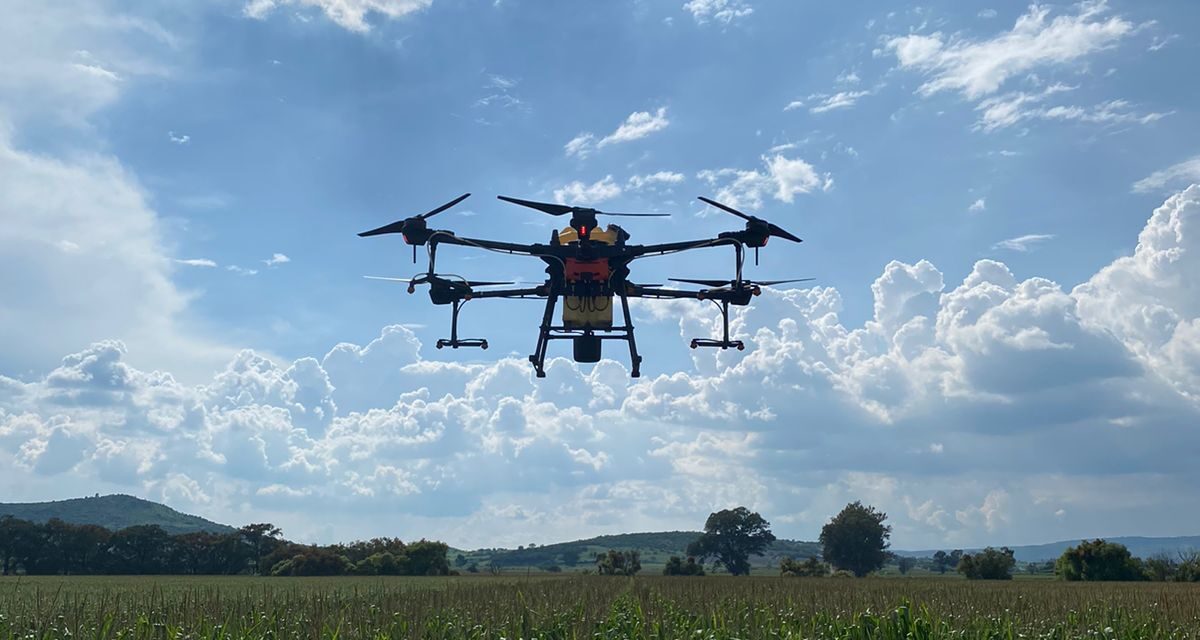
(2, 575, 1199, 639)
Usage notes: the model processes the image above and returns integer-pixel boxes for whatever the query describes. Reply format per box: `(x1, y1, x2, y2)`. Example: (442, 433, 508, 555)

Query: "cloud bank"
(4, 186, 1199, 549)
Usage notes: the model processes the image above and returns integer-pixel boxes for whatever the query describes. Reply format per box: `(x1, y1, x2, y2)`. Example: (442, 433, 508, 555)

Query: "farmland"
(4, 575, 1200, 639)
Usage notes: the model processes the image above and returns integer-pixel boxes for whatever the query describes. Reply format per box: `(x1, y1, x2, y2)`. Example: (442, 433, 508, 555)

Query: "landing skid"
(436, 299, 489, 350)
(689, 299, 744, 350)
(529, 292, 642, 378)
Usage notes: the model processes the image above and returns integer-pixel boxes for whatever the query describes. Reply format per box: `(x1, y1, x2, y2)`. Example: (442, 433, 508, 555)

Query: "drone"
(358, 193, 811, 378)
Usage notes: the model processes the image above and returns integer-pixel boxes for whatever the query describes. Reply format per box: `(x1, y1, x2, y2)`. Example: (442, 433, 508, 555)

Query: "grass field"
(3, 575, 1200, 639)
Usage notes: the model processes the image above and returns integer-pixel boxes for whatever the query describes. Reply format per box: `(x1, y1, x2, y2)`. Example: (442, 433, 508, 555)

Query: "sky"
(2, 0, 1200, 550)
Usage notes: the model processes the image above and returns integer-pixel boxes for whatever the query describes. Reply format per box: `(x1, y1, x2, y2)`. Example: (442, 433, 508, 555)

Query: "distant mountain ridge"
(0, 495, 234, 535)
(895, 536, 1200, 563)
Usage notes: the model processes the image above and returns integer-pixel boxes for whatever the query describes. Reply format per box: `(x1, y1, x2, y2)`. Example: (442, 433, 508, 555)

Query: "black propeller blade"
(497, 195, 669, 217)
(697, 196, 803, 243)
(358, 193, 471, 237)
(668, 277, 815, 288)
(365, 275, 515, 287)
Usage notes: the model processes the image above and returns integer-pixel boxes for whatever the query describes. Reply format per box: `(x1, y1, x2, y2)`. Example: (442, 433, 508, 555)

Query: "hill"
(0, 495, 235, 535)
(895, 535, 1200, 563)
(455, 531, 822, 571)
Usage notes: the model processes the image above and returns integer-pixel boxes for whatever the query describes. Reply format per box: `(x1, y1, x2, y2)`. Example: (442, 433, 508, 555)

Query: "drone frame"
(358, 194, 805, 377)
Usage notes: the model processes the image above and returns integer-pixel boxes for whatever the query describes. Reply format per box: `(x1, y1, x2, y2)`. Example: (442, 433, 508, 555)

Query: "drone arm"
(467, 286, 547, 299)
(624, 286, 704, 300)
(626, 236, 741, 260)
(428, 233, 552, 258)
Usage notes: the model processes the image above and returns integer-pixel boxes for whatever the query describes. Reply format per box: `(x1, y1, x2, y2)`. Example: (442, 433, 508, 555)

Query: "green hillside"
(0, 495, 235, 535)
(455, 531, 822, 572)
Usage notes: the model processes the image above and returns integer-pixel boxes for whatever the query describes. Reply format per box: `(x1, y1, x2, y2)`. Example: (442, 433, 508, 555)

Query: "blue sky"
(3, 0, 1200, 549)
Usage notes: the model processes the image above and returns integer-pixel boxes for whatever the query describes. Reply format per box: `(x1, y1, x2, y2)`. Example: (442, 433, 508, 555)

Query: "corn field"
(3, 575, 1200, 639)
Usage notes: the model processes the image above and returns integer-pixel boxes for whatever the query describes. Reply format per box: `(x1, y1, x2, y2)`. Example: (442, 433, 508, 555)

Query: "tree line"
(0, 516, 449, 576)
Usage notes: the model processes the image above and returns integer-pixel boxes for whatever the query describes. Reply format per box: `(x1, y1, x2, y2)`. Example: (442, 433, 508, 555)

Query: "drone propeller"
(697, 196, 803, 243)
(357, 193, 471, 238)
(668, 277, 815, 288)
(497, 195, 669, 218)
(363, 275, 515, 287)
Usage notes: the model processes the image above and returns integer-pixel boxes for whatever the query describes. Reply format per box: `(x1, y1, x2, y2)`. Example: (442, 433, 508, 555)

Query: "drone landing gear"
(529, 293, 642, 378)
(689, 300, 745, 350)
(436, 299, 489, 350)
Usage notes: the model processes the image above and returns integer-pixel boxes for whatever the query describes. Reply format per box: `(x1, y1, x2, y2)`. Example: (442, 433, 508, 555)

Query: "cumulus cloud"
(698, 155, 831, 210)
(243, 0, 431, 32)
(969, 198, 987, 213)
(553, 176, 622, 206)
(683, 0, 752, 25)
(263, 253, 291, 267)
(6, 188, 1198, 548)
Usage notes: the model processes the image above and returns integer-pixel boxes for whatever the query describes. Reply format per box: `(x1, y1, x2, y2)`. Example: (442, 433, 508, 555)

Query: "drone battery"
(573, 335, 602, 363)
(563, 257, 614, 328)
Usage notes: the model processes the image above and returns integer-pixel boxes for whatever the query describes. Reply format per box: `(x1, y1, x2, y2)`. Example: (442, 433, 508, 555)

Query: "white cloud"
(226, 265, 259, 276)
(243, 0, 432, 33)
(683, 0, 752, 25)
(969, 198, 987, 213)
(626, 171, 685, 191)
(1133, 156, 1200, 194)
(553, 176, 622, 206)
(886, 2, 1132, 100)
(698, 154, 830, 210)
(168, 131, 189, 145)
(978, 9, 998, 19)
(176, 258, 217, 268)
(565, 108, 670, 158)
(975, 85, 1170, 132)
(598, 107, 670, 147)
(563, 133, 595, 158)
(806, 90, 871, 114)
(993, 234, 1055, 252)
(263, 253, 291, 267)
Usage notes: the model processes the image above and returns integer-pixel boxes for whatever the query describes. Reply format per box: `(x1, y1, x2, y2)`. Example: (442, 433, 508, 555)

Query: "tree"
(819, 502, 891, 577)
(595, 549, 641, 576)
(896, 556, 917, 575)
(958, 547, 1015, 580)
(931, 551, 950, 574)
(1055, 539, 1144, 581)
(663, 556, 705, 576)
(686, 507, 776, 576)
(239, 523, 283, 575)
(779, 556, 828, 577)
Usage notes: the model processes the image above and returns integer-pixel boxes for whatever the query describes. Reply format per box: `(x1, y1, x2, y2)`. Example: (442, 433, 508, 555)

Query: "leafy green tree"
(595, 549, 641, 576)
(958, 547, 1015, 580)
(931, 551, 949, 574)
(406, 540, 450, 576)
(779, 556, 828, 577)
(108, 525, 173, 574)
(686, 507, 776, 576)
(1055, 539, 1144, 581)
(663, 556, 705, 576)
(819, 502, 891, 577)
(896, 556, 917, 575)
(239, 523, 283, 575)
